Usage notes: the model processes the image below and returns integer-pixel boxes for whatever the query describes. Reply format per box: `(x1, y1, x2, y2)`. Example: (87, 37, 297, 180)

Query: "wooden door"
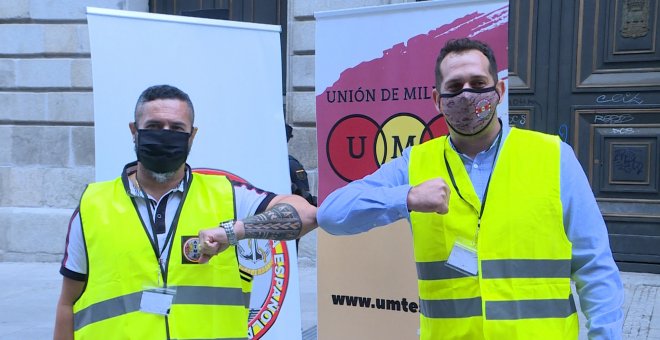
(509, 0, 660, 273)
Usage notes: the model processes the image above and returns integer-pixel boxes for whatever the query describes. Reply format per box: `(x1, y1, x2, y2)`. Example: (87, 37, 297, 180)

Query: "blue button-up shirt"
(318, 124, 624, 339)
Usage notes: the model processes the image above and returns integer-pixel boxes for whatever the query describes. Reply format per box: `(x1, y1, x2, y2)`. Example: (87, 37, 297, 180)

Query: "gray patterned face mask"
(440, 86, 500, 136)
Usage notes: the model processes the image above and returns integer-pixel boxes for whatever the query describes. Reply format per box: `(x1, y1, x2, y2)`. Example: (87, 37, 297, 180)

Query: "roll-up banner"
(87, 8, 300, 339)
(315, 1, 509, 338)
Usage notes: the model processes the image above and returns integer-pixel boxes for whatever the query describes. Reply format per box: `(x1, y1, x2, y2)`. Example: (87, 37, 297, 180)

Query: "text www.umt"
(331, 294, 419, 313)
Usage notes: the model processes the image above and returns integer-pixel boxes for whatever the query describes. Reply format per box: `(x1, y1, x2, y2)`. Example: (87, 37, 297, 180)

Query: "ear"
(432, 88, 442, 114)
(189, 127, 198, 147)
(495, 80, 506, 104)
(129, 122, 138, 142)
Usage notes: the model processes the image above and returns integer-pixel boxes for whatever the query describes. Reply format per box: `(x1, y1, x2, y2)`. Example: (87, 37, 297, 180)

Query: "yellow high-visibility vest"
(73, 173, 249, 339)
(409, 128, 578, 340)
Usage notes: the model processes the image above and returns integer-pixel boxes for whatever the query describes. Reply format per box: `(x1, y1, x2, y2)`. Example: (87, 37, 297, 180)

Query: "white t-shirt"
(60, 167, 274, 280)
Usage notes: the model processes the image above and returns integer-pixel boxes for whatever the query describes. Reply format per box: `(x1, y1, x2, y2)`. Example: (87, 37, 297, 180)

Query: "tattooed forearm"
(242, 203, 302, 240)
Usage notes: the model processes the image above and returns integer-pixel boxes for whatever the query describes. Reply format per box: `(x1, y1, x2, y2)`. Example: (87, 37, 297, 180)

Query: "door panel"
(508, 0, 553, 132)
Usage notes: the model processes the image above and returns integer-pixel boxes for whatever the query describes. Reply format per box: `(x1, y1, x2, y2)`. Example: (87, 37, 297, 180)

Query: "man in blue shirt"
(317, 38, 623, 339)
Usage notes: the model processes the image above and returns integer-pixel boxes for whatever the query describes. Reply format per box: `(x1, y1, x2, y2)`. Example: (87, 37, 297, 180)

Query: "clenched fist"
(197, 227, 229, 264)
(406, 178, 450, 214)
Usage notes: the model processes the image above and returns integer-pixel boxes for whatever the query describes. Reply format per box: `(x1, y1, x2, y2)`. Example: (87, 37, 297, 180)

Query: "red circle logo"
(327, 113, 447, 181)
(192, 168, 291, 339)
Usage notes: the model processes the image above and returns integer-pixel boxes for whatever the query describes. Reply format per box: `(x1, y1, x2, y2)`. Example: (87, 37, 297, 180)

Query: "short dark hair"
(434, 38, 499, 90)
(134, 84, 195, 125)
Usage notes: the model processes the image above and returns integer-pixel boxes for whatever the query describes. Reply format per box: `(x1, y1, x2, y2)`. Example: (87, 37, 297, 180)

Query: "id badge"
(140, 287, 176, 315)
(446, 238, 478, 276)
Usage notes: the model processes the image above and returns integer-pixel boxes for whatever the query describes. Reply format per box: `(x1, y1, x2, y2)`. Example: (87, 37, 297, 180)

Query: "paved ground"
(0, 262, 657, 339)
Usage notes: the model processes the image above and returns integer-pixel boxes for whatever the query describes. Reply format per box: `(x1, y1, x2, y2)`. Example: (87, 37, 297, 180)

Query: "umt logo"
(326, 113, 447, 182)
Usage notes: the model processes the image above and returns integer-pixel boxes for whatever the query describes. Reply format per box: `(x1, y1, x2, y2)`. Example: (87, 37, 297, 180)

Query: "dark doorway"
(150, 0, 288, 95)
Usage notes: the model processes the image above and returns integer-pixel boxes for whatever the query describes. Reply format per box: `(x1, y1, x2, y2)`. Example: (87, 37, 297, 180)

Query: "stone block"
(0, 208, 10, 255)
(43, 24, 90, 54)
(287, 91, 316, 124)
(6, 207, 73, 256)
(1, 166, 92, 208)
(46, 92, 94, 122)
(0, 0, 29, 19)
(29, 0, 148, 20)
(16, 59, 71, 88)
(0, 92, 94, 123)
(0, 92, 47, 121)
(288, 127, 317, 168)
(42, 167, 94, 208)
(71, 127, 95, 166)
(290, 55, 315, 89)
(0, 24, 89, 55)
(0, 24, 44, 54)
(292, 1, 330, 18)
(11, 126, 70, 167)
(307, 169, 318, 196)
(0, 59, 16, 87)
(70, 59, 92, 88)
(15, 58, 91, 88)
(0, 168, 10, 205)
(1, 167, 43, 207)
(0, 129, 12, 165)
(290, 21, 315, 53)
(124, 0, 149, 12)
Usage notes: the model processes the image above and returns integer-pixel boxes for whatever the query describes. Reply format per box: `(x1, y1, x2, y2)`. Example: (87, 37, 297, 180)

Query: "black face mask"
(135, 129, 191, 173)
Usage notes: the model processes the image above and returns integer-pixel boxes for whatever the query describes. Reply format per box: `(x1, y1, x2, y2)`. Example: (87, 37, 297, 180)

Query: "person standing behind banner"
(285, 123, 317, 252)
(54, 84, 317, 340)
(316, 38, 623, 339)
(286, 123, 317, 207)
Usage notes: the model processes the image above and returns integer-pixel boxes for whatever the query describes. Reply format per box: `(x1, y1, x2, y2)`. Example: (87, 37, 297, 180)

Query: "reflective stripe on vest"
(409, 128, 577, 340)
(417, 259, 571, 280)
(74, 291, 142, 331)
(482, 259, 571, 279)
(74, 286, 247, 331)
(419, 294, 576, 320)
(420, 297, 482, 318)
(416, 261, 475, 280)
(486, 295, 577, 320)
(75, 173, 248, 339)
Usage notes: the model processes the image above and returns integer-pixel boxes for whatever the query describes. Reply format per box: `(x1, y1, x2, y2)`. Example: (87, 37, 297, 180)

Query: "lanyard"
(135, 176, 188, 262)
(443, 129, 502, 245)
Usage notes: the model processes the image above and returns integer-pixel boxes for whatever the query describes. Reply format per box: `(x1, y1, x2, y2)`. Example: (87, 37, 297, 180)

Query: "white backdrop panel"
(87, 8, 300, 340)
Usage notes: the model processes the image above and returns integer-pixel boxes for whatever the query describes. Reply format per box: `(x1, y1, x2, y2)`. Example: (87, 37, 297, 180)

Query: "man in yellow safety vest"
(317, 38, 624, 339)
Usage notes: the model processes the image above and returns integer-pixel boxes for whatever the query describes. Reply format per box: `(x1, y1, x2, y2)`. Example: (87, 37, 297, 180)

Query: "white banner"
(87, 8, 300, 339)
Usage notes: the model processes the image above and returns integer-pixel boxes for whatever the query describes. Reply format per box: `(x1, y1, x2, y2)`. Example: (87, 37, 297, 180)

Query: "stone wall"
(0, 0, 412, 262)
(0, 0, 147, 261)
